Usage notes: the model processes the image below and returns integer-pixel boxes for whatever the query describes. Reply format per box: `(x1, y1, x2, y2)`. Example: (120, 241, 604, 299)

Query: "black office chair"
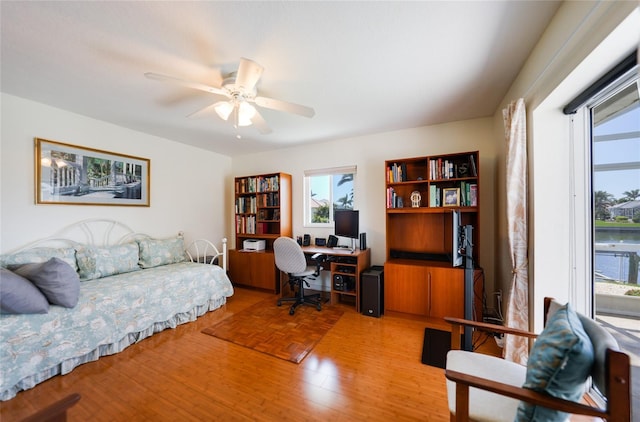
(273, 236, 326, 315)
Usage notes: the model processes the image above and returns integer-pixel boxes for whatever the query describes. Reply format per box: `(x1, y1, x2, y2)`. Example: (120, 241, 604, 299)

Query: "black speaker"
(361, 266, 383, 317)
(359, 233, 367, 250)
(421, 328, 465, 369)
(327, 235, 338, 248)
(302, 234, 310, 246)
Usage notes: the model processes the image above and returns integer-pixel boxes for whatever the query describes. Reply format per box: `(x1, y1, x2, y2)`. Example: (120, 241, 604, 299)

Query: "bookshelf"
(228, 172, 292, 292)
(384, 151, 482, 323)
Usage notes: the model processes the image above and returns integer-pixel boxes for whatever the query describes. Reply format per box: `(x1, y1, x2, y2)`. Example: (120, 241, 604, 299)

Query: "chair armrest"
(445, 317, 537, 350)
(311, 253, 327, 262)
(445, 370, 607, 420)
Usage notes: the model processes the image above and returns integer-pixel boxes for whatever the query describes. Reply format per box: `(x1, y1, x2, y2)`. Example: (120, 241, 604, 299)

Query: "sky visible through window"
(310, 174, 353, 208)
(593, 105, 640, 200)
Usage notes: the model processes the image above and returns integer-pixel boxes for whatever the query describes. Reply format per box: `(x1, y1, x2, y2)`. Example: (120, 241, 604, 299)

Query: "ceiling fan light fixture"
(214, 101, 234, 121)
(237, 102, 257, 127)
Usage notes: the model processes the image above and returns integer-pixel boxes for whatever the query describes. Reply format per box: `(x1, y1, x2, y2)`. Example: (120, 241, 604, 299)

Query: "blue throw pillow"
(515, 303, 594, 421)
(14, 257, 80, 308)
(0, 267, 49, 314)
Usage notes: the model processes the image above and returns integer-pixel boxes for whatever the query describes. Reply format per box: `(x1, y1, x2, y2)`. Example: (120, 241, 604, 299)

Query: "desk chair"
(273, 237, 326, 315)
(444, 297, 631, 422)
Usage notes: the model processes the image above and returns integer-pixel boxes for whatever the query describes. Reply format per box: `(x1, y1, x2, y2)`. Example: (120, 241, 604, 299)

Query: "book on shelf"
(469, 184, 478, 206)
(469, 154, 477, 176)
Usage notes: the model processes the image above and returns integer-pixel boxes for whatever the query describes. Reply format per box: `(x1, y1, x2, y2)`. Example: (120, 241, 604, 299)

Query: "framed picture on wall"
(443, 187, 460, 207)
(35, 137, 150, 206)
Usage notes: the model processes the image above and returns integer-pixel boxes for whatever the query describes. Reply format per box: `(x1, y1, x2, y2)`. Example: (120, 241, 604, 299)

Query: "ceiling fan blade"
(186, 102, 220, 119)
(250, 109, 273, 134)
(254, 96, 315, 118)
(144, 72, 229, 98)
(235, 58, 264, 91)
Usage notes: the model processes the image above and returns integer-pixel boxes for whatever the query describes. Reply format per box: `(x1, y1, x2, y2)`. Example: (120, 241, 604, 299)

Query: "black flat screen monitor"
(334, 209, 359, 240)
(452, 209, 463, 267)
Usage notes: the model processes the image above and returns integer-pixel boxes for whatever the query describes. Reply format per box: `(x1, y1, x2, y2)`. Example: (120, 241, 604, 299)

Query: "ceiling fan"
(145, 58, 315, 134)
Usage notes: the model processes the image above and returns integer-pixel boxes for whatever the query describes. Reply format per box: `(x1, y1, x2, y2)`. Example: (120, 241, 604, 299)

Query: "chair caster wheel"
(289, 308, 295, 315)
(277, 300, 282, 306)
(316, 305, 322, 311)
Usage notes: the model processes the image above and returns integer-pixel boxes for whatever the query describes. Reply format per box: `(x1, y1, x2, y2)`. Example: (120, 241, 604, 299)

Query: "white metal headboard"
(4, 219, 227, 271)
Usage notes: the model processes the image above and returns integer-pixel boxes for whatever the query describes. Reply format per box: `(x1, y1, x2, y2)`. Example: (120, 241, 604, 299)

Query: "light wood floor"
(0, 287, 458, 421)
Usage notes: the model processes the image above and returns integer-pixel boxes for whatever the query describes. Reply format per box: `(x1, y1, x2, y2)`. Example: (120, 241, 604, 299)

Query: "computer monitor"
(452, 209, 463, 267)
(334, 209, 359, 250)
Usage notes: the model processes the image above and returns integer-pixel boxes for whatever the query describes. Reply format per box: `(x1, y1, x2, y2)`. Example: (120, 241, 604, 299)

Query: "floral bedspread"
(0, 262, 234, 400)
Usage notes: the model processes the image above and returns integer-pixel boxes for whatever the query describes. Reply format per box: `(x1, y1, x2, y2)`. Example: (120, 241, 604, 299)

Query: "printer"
(243, 239, 266, 251)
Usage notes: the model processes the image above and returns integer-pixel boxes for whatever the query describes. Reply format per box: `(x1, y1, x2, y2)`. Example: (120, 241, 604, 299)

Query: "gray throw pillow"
(14, 257, 80, 308)
(0, 267, 50, 314)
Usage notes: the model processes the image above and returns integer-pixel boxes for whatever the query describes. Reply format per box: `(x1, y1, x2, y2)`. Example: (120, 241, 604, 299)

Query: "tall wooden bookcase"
(228, 172, 292, 293)
(384, 151, 482, 324)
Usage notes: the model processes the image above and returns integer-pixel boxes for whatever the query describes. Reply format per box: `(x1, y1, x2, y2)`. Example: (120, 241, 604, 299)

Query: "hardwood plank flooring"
(1, 288, 453, 421)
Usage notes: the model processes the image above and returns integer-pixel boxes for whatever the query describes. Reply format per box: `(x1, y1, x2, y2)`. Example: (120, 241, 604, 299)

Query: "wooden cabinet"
(384, 151, 482, 324)
(384, 260, 482, 321)
(228, 250, 278, 292)
(228, 172, 292, 292)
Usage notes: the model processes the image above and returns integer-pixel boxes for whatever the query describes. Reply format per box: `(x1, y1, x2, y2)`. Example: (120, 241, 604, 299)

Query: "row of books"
(235, 215, 256, 234)
(387, 162, 408, 183)
(429, 154, 478, 180)
(235, 197, 257, 214)
(257, 209, 280, 221)
(236, 175, 280, 193)
(459, 182, 478, 207)
(257, 192, 280, 207)
(385, 187, 405, 208)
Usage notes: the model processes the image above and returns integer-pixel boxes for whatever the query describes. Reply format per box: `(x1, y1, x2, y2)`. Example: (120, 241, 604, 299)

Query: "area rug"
(202, 298, 343, 363)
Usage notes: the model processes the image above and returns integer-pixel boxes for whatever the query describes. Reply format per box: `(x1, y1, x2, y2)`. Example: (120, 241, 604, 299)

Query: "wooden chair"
(444, 298, 631, 421)
(21, 393, 80, 422)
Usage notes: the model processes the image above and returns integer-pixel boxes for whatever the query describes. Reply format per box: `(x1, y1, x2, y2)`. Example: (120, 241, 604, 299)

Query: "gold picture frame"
(35, 138, 150, 206)
(443, 187, 460, 207)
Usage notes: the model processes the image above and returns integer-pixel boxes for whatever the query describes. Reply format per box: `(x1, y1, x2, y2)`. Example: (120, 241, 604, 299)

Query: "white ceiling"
(1, 1, 561, 157)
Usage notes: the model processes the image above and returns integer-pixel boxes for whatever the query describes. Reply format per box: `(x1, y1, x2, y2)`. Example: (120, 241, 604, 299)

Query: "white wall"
(0, 93, 232, 252)
(231, 118, 498, 292)
(492, 1, 639, 330)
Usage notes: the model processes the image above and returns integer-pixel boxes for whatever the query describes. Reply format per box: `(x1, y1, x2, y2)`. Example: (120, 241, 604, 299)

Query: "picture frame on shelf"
(35, 137, 150, 206)
(443, 187, 460, 207)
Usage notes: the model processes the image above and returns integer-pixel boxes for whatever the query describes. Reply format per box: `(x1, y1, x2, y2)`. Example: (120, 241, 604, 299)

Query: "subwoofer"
(361, 266, 383, 317)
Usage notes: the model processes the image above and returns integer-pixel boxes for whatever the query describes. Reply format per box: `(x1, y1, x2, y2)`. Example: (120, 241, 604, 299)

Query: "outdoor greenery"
(626, 289, 640, 297)
(594, 189, 640, 221)
(310, 173, 354, 223)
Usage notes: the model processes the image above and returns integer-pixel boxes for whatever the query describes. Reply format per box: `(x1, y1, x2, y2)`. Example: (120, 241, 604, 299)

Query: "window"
(304, 166, 356, 227)
(590, 71, 640, 288)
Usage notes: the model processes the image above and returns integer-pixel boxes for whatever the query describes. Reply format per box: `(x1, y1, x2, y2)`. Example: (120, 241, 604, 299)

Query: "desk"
(299, 246, 371, 312)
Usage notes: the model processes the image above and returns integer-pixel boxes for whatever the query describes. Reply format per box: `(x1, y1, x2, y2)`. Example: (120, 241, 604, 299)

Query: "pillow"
(137, 237, 186, 268)
(0, 268, 49, 314)
(76, 242, 140, 280)
(14, 258, 80, 308)
(515, 303, 594, 421)
(0, 247, 78, 271)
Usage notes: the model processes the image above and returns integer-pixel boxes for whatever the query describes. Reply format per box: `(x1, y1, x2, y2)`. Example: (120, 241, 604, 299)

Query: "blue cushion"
(515, 303, 594, 421)
(14, 258, 80, 308)
(0, 268, 49, 314)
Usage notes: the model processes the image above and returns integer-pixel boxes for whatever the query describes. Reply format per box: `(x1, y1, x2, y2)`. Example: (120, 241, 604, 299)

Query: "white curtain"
(502, 98, 529, 365)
